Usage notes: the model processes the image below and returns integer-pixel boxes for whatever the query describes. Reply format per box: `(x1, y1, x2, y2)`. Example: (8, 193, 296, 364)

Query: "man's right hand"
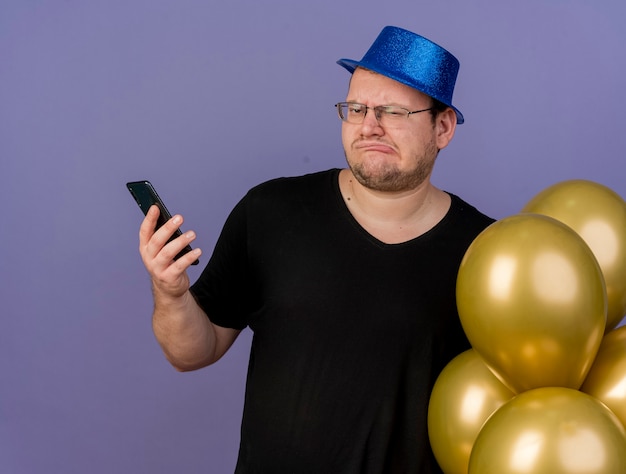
(138, 205, 202, 299)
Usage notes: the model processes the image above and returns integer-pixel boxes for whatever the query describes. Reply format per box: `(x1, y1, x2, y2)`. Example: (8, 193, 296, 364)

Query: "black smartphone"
(126, 180, 199, 265)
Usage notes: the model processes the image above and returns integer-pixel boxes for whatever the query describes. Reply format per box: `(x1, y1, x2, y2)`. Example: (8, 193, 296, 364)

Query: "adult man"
(139, 26, 494, 473)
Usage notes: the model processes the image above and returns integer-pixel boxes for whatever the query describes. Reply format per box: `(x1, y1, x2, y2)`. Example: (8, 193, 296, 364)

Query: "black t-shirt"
(190, 169, 494, 473)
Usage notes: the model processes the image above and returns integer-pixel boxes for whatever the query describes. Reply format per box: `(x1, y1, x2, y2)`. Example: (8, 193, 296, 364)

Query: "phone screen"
(126, 180, 199, 265)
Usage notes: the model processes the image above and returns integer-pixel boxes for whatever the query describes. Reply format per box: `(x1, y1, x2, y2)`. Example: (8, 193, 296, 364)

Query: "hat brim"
(337, 58, 464, 124)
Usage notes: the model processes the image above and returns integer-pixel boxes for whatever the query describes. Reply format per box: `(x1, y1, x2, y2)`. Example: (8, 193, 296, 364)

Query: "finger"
(151, 214, 185, 249)
(169, 245, 203, 273)
(139, 206, 164, 266)
(145, 213, 185, 264)
(159, 230, 200, 265)
(139, 205, 160, 246)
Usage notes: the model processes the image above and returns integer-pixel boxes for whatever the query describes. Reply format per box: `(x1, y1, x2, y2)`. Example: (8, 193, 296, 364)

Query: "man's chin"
(350, 163, 431, 193)
(352, 168, 406, 192)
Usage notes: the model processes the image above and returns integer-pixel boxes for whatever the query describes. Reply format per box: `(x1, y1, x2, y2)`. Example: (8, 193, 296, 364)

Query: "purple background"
(2, 1, 625, 472)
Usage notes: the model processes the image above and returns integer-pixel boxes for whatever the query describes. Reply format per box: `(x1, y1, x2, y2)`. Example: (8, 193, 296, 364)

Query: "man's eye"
(382, 107, 405, 117)
(349, 105, 365, 114)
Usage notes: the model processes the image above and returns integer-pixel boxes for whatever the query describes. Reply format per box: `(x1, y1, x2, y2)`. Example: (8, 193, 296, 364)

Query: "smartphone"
(126, 180, 199, 265)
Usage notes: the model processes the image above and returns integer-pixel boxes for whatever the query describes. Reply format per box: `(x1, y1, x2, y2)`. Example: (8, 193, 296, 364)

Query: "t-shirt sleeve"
(189, 195, 255, 330)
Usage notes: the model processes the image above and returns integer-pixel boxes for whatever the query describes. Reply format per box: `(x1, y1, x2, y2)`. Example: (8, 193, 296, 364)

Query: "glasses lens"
(336, 103, 421, 127)
(337, 103, 366, 124)
(377, 106, 409, 127)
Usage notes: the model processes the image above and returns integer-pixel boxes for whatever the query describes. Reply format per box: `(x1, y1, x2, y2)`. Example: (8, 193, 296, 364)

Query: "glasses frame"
(335, 102, 434, 126)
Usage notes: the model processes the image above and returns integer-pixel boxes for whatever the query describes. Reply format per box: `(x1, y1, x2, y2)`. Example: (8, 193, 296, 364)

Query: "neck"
(339, 168, 451, 244)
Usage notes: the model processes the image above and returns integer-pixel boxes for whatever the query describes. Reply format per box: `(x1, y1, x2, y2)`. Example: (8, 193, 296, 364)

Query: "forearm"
(138, 206, 239, 370)
(152, 288, 220, 371)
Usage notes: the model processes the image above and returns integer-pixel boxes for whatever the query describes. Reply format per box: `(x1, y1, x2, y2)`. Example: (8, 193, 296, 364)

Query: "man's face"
(341, 68, 454, 193)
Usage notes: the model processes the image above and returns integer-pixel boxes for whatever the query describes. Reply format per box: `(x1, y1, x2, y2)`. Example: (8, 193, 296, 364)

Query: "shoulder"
(241, 169, 341, 212)
(231, 169, 341, 222)
(448, 194, 495, 226)
(247, 169, 340, 199)
(435, 193, 495, 243)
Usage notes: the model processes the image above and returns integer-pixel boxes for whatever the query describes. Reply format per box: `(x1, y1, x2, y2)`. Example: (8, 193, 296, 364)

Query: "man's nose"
(360, 107, 384, 133)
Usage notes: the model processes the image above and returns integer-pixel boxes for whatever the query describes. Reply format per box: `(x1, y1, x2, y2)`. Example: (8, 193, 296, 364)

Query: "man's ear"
(435, 108, 457, 150)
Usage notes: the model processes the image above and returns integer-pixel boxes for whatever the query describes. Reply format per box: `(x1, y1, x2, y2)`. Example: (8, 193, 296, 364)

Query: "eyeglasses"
(335, 102, 433, 128)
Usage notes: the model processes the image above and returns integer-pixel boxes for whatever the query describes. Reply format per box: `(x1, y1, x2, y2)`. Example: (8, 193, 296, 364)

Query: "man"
(139, 26, 494, 473)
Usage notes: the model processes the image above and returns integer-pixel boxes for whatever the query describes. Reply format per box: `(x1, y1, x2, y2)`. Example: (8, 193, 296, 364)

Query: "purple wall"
(2, 1, 625, 472)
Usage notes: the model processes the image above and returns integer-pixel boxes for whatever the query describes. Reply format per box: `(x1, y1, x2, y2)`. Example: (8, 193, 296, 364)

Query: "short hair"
(429, 97, 451, 123)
